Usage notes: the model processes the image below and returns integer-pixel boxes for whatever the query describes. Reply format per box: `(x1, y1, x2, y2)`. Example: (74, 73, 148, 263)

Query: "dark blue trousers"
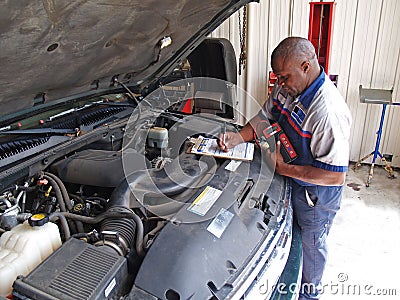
(291, 179, 343, 299)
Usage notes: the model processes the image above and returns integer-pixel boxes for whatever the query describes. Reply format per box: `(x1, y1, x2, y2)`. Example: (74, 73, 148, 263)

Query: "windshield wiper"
(0, 128, 78, 136)
(46, 100, 105, 122)
(46, 99, 134, 123)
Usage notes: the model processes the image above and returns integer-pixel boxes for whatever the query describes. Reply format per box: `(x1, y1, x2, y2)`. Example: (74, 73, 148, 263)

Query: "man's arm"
(274, 142, 346, 186)
(239, 115, 262, 141)
(222, 117, 346, 186)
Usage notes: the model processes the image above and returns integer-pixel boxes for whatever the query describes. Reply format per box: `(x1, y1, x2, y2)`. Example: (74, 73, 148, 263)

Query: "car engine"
(0, 75, 291, 300)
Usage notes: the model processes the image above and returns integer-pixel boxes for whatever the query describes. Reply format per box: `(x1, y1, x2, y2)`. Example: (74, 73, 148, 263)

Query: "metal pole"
(372, 104, 387, 164)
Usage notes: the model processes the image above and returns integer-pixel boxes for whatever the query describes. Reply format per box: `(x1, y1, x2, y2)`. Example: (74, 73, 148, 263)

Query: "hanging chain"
(238, 5, 247, 76)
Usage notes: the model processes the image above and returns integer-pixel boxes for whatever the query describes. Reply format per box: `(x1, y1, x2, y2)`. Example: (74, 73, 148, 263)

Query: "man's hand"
(218, 131, 244, 152)
(273, 141, 286, 174)
(265, 141, 285, 173)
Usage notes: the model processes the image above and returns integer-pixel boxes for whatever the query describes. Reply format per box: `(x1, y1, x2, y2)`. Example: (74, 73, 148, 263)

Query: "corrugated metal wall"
(212, 0, 400, 167)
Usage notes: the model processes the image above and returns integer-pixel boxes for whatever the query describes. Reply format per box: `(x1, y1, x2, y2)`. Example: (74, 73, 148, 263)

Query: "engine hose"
(43, 172, 73, 210)
(42, 174, 66, 212)
(143, 220, 166, 249)
(100, 208, 136, 255)
(71, 232, 89, 239)
(49, 212, 71, 240)
(59, 209, 145, 256)
(44, 172, 84, 233)
(42, 174, 77, 233)
(15, 186, 37, 192)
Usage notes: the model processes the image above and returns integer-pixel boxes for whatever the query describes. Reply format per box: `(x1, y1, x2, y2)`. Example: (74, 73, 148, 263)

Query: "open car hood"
(0, 0, 249, 118)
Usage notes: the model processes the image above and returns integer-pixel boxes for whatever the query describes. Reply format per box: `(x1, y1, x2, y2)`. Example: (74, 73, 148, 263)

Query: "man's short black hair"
(271, 37, 316, 64)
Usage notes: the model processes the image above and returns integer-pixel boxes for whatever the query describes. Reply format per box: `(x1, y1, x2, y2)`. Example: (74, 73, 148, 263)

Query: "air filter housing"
(12, 238, 129, 300)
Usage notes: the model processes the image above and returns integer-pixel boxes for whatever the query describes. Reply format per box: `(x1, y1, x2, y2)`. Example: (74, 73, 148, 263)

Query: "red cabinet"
(308, 2, 335, 74)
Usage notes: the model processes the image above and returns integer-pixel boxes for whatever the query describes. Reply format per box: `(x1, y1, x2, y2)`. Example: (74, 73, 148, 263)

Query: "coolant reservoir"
(0, 215, 62, 297)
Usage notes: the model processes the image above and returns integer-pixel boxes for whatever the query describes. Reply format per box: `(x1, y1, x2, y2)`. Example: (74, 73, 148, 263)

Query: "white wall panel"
(329, 0, 358, 99)
(242, 1, 270, 123)
(345, 0, 383, 162)
(290, 0, 310, 38)
(212, 0, 400, 166)
(377, 0, 400, 165)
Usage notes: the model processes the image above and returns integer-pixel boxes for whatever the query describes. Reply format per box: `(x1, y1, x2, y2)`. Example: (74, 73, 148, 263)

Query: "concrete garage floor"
(321, 163, 400, 299)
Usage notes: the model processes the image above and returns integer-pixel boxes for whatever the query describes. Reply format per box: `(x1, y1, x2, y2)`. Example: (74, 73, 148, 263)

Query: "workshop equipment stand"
(353, 86, 397, 187)
(353, 104, 395, 186)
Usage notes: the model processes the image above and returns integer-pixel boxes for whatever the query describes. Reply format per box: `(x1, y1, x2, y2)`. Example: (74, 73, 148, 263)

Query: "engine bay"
(0, 77, 291, 300)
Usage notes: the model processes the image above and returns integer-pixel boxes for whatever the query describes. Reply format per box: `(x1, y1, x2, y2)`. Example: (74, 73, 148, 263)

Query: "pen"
(223, 122, 226, 145)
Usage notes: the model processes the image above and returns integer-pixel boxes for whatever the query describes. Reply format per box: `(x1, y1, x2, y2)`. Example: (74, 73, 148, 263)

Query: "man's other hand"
(266, 141, 285, 173)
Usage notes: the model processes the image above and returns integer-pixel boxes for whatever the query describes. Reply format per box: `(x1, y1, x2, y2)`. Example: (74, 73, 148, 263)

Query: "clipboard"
(189, 135, 254, 161)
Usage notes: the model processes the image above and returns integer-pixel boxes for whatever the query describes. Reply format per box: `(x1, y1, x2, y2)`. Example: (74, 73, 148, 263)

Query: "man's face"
(272, 56, 311, 98)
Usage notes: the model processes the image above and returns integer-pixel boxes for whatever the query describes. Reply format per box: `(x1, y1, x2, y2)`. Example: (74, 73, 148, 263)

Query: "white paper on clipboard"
(190, 135, 254, 161)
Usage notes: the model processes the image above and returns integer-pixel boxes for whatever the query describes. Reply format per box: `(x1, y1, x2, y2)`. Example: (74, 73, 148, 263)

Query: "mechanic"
(219, 36, 352, 299)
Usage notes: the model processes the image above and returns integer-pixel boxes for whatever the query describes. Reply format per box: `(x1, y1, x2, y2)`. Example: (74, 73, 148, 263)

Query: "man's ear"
(301, 61, 310, 73)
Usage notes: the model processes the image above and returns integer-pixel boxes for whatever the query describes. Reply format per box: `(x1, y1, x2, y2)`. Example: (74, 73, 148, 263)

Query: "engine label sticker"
(207, 208, 234, 238)
(187, 186, 222, 216)
(104, 278, 116, 298)
(225, 159, 242, 172)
